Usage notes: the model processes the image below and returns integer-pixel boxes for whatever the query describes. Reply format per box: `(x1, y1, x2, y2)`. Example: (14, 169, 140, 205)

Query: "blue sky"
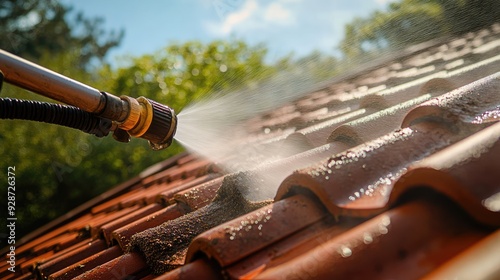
(65, 0, 390, 62)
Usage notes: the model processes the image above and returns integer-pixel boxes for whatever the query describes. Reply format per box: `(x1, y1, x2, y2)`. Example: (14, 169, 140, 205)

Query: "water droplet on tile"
(339, 245, 352, 258)
(378, 224, 388, 235)
(363, 232, 373, 244)
(381, 215, 391, 227)
(483, 192, 500, 212)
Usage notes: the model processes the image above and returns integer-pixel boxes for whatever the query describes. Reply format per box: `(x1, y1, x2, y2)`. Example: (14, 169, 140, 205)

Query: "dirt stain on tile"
(129, 171, 271, 274)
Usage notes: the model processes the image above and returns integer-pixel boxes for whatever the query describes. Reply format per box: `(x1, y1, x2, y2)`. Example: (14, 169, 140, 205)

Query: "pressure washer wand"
(0, 49, 177, 150)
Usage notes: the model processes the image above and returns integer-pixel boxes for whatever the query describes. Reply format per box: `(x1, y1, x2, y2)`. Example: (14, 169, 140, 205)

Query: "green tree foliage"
(339, 0, 500, 60)
(0, 0, 123, 67)
(104, 40, 275, 111)
(0, 0, 124, 241)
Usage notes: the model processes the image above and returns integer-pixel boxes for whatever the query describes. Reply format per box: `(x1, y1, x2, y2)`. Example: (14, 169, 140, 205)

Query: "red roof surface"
(2, 23, 500, 279)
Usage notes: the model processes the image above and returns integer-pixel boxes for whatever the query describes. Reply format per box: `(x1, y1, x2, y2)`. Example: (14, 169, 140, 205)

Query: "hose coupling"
(117, 96, 177, 150)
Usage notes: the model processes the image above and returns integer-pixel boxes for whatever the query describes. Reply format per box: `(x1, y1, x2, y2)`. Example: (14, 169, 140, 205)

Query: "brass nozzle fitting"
(117, 96, 177, 150)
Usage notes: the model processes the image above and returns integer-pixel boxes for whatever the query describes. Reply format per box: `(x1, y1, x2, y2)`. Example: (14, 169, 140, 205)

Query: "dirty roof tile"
(128, 173, 271, 274)
(171, 176, 224, 210)
(157, 174, 222, 204)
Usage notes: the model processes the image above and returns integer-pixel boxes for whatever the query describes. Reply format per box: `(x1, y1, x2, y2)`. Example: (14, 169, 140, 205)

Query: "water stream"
(174, 64, 331, 198)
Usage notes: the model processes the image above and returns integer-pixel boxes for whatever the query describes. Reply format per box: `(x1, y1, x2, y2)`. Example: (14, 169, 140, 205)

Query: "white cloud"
(220, 0, 258, 34)
(203, 0, 384, 60)
(264, 3, 294, 25)
(206, 0, 298, 36)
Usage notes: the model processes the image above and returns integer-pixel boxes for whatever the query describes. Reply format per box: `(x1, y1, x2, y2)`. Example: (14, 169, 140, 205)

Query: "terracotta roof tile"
(140, 156, 210, 187)
(256, 195, 489, 280)
(111, 203, 187, 250)
(100, 203, 163, 246)
(152, 259, 222, 280)
(127, 174, 271, 274)
(327, 93, 432, 147)
(13, 212, 91, 256)
(403, 72, 500, 127)
(157, 173, 222, 203)
(3, 23, 500, 280)
(90, 188, 143, 215)
(30, 232, 83, 257)
(19, 251, 54, 275)
(72, 252, 148, 280)
(48, 245, 122, 280)
(390, 121, 500, 227)
(223, 213, 355, 279)
(37, 239, 107, 279)
(86, 205, 140, 238)
(276, 74, 499, 220)
(422, 229, 500, 279)
(185, 194, 326, 267)
(285, 108, 368, 148)
(171, 176, 224, 210)
(277, 126, 451, 216)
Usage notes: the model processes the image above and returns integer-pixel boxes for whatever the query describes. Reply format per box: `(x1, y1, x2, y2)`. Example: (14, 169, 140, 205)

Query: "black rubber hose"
(0, 97, 112, 137)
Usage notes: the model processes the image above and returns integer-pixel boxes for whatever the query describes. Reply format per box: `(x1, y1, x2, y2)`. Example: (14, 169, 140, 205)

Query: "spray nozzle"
(0, 49, 177, 150)
(116, 96, 177, 150)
